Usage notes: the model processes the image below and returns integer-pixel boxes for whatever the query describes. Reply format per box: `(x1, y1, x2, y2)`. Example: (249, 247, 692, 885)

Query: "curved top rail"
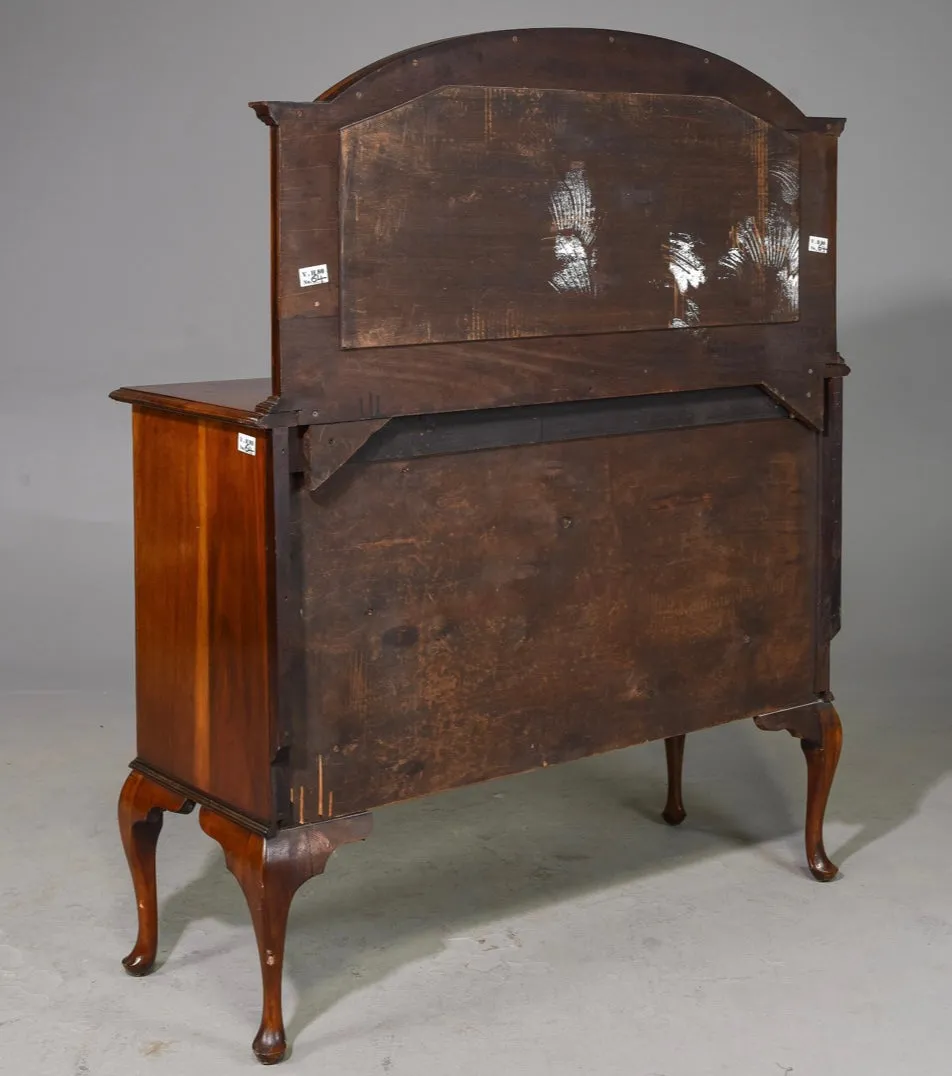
(315, 27, 813, 130)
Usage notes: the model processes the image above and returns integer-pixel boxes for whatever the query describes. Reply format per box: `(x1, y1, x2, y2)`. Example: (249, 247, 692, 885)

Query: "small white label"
(298, 263, 329, 287)
(808, 235, 829, 254)
(237, 433, 257, 456)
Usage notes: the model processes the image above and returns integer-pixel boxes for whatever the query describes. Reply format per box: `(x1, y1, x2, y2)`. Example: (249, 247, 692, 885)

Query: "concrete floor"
(1, 676, 950, 1075)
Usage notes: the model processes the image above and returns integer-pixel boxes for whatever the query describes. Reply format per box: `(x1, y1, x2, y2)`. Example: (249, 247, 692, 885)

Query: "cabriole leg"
(755, 701, 843, 881)
(199, 808, 372, 1065)
(662, 734, 687, 826)
(800, 705, 843, 881)
(117, 769, 194, 975)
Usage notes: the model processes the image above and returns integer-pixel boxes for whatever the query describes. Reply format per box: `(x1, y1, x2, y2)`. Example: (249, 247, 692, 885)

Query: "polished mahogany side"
(199, 807, 373, 1064)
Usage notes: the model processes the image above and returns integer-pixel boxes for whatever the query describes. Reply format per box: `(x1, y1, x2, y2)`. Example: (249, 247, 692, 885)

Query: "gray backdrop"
(2, 0, 949, 693)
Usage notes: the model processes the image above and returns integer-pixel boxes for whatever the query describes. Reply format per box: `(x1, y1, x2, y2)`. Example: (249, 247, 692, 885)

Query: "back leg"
(662, 735, 687, 826)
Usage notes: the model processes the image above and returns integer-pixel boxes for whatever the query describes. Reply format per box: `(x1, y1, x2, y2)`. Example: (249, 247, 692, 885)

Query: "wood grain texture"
(347, 386, 784, 462)
(107, 30, 849, 1067)
(132, 408, 274, 823)
(199, 807, 372, 1063)
(111, 379, 273, 425)
(302, 418, 389, 491)
(754, 699, 842, 880)
(341, 86, 799, 348)
(252, 28, 843, 425)
(815, 371, 845, 695)
(277, 315, 828, 429)
(823, 375, 844, 642)
(294, 416, 817, 819)
(117, 770, 194, 976)
(271, 119, 340, 326)
(801, 704, 843, 881)
(314, 28, 813, 131)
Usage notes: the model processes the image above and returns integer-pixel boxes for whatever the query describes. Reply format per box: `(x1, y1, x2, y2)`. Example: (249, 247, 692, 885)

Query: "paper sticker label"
(237, 433, 257, 456)
(808, 236, 829, 254)
(298, 264, 329, 287)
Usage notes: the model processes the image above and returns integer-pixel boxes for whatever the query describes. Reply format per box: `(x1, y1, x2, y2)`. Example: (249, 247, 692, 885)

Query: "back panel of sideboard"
(291, 404, 818, 821)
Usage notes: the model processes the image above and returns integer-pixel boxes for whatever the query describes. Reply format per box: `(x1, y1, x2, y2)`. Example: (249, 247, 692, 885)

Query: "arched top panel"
(248, 26, 843, 425)
(316, 27, 812, 132)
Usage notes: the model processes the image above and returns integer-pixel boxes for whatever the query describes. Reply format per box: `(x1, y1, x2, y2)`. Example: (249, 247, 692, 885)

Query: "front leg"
(117, 769, 194, 975)
(199, 808, 373, 1065)
(755, 701, 843, 881)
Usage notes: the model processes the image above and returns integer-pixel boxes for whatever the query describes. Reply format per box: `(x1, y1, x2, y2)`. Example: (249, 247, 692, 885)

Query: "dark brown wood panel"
(253, 30, 843, 422)
(294, 416, 818, 819)
(267, 116, 833, 428)
(274, 122, 340, 324)
(815, 372, 844, 695)
(340, 87, 799, 348)
(132, 408, 274, 823)
(315, 28, 812, 132)
(279, 316, 827, 429)
(350, 386, 784, 463)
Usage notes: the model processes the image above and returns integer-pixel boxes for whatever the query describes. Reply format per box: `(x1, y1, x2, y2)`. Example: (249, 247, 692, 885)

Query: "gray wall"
(2, 0, 949, 692)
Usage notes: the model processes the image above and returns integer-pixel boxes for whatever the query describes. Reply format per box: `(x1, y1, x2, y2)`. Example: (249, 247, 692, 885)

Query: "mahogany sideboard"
(111, 28, 848, 1064)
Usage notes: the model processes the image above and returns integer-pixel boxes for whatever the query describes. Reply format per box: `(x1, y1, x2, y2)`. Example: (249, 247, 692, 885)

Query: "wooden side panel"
(132, 409, 274, 822)
(815, 373, 844, 694)
(340, 87, 799, 348)
(294, 417, 818, 819)
(274, 118, 340, 326)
